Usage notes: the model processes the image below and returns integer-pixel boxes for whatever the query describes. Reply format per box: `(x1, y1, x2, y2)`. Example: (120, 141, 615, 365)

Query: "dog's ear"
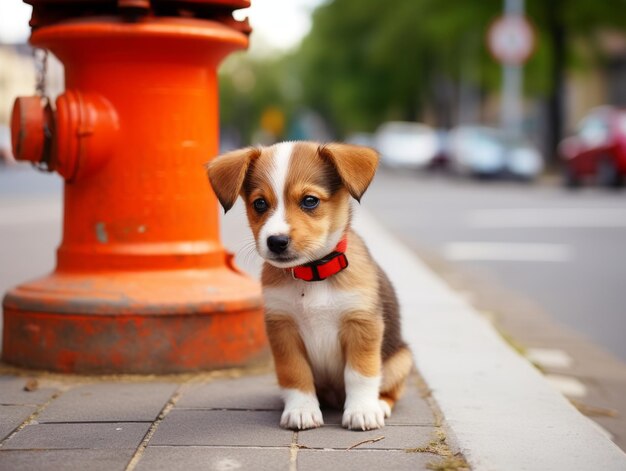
(206, 147, 261, 212)
(318, 143, 379, 202)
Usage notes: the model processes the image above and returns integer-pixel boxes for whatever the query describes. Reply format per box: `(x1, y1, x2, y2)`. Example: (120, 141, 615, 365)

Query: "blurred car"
(559, 106, 626, 188)
(430, 129, 450, 169)
(447, 125, 543, 180)
(374, 122, 439, 169)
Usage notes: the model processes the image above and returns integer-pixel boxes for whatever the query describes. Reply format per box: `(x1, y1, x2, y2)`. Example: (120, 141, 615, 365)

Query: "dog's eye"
(301, 195, 320, 210)
(253, 198, 268, 213)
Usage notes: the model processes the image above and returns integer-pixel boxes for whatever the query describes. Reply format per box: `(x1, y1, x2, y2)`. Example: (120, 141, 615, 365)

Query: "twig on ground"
(346, 435, 385, 450)
(292, 443, 313, 449)
(570, 399, 618, 418)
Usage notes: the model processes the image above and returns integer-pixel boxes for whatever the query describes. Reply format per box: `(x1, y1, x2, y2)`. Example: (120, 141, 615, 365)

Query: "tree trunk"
(546, 0, 566, 167)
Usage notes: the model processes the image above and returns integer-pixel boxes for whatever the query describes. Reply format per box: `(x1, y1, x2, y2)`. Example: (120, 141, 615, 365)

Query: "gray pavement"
(0, 371, 454, 471)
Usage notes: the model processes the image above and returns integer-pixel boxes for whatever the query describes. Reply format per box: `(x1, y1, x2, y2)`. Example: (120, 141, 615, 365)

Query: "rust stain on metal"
(95, 222, 108, 244)
(2, 306, 268, 374)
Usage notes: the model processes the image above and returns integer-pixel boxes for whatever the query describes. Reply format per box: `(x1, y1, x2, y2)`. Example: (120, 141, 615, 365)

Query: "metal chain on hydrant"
(34, 48, 48, 99)
(32, 48, 53, 172)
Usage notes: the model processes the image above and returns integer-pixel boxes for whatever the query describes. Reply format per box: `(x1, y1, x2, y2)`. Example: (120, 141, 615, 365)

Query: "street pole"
(501, 0, 524, 139)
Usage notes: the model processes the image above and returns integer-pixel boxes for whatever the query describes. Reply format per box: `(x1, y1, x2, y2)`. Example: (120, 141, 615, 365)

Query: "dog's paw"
(280, 405, 324, 430)
(342, 401, 385, 430)
(280, 389, 324, 430)
(379, 399, 392, 419)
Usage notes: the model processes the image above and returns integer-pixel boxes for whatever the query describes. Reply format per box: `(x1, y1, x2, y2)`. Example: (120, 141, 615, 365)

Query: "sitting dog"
(207, 141, 412, 430)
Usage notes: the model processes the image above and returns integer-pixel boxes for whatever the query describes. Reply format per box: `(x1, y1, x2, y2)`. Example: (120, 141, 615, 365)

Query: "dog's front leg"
(266, 314, 323, 430)
(340, 313, 385, 430)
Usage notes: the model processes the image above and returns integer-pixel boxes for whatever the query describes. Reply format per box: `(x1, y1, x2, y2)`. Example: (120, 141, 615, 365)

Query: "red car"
(559, 106, 626, 188)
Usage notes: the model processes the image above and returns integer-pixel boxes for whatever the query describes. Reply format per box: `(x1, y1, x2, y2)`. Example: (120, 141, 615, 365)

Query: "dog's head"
(207, 141, 379, 268)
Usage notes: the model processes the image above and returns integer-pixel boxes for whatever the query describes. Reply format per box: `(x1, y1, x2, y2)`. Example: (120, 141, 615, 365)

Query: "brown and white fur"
(207, 141, 412, 431)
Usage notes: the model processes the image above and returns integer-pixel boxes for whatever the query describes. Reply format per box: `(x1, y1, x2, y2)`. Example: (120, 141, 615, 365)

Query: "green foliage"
(219, 52, 300, 144)
(298, 0, 505, 134)
(219, 0, 626, 142)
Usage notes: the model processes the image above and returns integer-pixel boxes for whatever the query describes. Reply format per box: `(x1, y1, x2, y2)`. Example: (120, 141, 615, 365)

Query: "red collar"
(289, 237, 348, 282)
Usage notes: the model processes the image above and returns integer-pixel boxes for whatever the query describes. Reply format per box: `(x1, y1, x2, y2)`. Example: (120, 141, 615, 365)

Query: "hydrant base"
(1, 269, 268, 374)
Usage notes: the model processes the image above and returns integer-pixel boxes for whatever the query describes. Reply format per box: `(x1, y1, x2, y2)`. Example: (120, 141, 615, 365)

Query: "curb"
(352, 210, 626, 470)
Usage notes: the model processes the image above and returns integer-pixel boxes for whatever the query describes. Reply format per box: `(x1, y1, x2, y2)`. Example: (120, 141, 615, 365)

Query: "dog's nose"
(267, 235, 290, 254)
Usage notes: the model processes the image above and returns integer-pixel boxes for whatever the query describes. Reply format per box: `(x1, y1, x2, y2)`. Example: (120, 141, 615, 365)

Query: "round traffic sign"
(487, 15, 535, 65)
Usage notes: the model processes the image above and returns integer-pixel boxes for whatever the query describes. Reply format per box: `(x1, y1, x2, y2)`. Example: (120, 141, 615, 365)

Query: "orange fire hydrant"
(3, 0, 268, 374)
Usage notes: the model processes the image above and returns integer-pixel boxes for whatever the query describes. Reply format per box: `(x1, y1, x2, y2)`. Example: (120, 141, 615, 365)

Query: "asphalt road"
(0, 166, 63, 304)
(365, 168, 626, 362)
(1, 164, 626, 363)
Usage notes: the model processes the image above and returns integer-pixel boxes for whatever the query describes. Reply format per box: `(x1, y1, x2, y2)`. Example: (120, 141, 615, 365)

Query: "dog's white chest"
(264, 282, 360, 383)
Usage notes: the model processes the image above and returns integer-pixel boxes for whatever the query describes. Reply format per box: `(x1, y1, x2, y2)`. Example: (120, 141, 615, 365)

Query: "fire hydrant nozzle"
(11, 96, 52, 168)
(12, 92, 118, 180)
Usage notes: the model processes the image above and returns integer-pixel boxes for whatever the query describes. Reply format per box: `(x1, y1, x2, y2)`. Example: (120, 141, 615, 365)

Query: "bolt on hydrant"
(3, 0, 268, 374)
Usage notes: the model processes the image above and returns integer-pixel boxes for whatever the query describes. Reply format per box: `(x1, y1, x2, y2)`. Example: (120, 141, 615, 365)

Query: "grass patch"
(405, 429, 448, 455)
(427, 455, 470, 471)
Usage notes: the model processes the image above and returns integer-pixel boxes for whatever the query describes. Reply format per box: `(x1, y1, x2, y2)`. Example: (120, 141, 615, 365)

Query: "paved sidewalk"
(0, 367, 460, 471)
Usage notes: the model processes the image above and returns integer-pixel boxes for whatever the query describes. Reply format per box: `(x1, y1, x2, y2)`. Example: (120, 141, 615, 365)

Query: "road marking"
(467, 208, 626, 228)
(0, 201, 62, 226)
(544, 374, 587, 398)
(443, 242, 572, 262)
(526, 348, 573, 369)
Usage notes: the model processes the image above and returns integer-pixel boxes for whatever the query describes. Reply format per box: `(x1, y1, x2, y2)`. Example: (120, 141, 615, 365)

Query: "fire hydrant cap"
(11, 96, 45, 164)
(26, 0, 252, 34)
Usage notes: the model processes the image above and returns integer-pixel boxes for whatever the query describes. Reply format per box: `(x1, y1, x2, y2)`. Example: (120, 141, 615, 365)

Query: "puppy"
(207, 141, 412, 431)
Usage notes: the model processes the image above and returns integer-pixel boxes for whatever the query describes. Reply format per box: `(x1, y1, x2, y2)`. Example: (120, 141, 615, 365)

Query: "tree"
(219, 53, 300, 145)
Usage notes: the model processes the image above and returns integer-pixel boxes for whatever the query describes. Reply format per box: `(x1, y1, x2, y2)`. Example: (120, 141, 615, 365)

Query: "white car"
(374, 122, 439, 169)
(448, 126, 543, 180)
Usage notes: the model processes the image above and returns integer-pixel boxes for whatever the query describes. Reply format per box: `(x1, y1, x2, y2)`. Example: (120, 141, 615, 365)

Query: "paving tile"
(297, 424, 434, 450)
(151, 410, 292, 447)
(297, 449, 438, 471)
(0, 449, 134, 471)
(136, 446, 290, 471)
(3, 422, 150, 450)
(389, 378, 435, 425)
(319, 387, 434, 427)
(319, 408, 344, 425)
(0, 376, 58, 405)
(0, 405, 37, 441)
(37, 382, 178, 423)
(177, 374, 282, 410)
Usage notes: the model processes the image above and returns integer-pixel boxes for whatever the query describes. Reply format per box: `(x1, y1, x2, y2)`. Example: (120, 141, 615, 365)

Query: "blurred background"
(1, 0, 626, 443)
(3, 0, 626, 179)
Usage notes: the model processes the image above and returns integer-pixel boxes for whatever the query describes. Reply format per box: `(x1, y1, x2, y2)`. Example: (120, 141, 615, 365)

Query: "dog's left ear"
(206, 147, 261, 212)
(318, 143, 379, 202)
